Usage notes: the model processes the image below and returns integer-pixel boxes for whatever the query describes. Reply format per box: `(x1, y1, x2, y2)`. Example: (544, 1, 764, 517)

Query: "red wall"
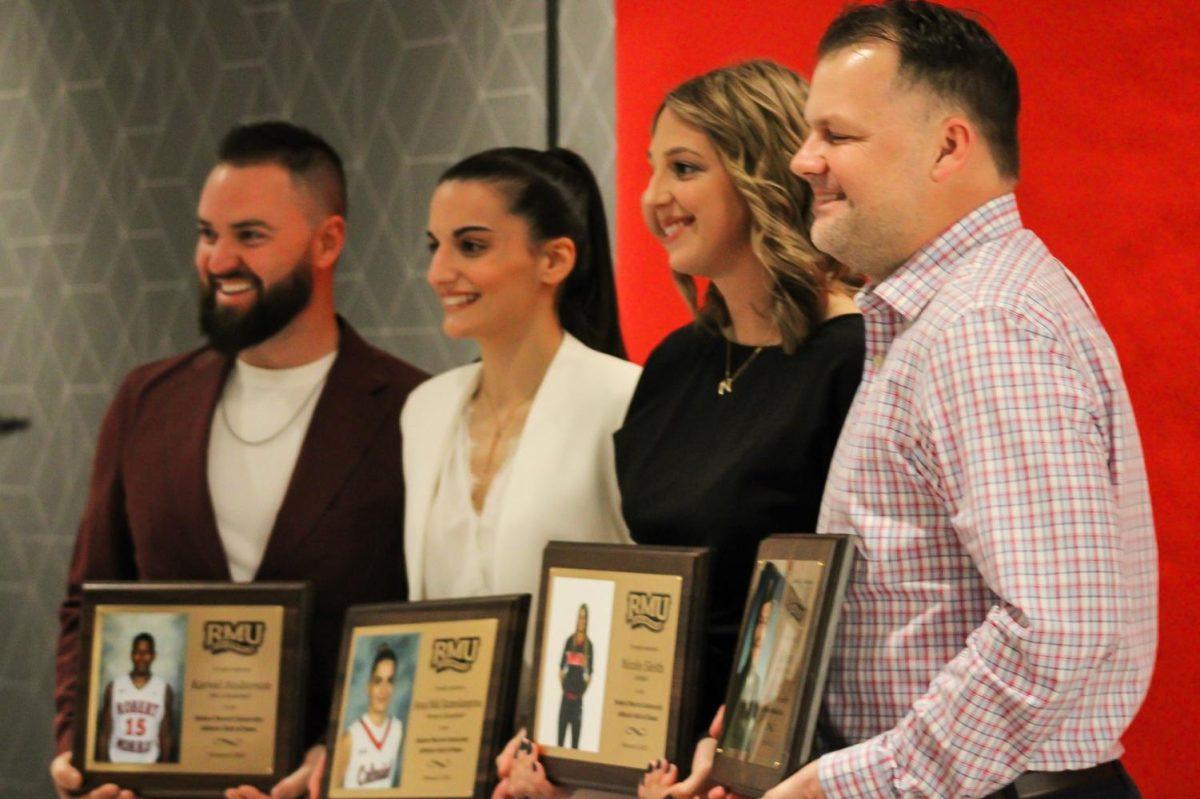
(614, 2, 1200, 795)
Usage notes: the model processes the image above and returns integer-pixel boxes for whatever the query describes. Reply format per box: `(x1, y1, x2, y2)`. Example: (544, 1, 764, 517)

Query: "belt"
(986, 761, 1127, 799)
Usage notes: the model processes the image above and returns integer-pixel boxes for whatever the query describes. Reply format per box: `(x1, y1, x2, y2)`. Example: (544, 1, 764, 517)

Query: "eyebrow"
(425, 225, 493, 239)
(806, 112, 855, 127)
(646, 146, 705, 161)
(232, 219, 276, 231)
(453, 225, 492, 236)
(195, 218, 276, 230)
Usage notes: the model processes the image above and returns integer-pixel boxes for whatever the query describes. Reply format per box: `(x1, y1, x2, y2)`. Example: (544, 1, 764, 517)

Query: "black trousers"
(557, 695, 582, 748)
(986, 762, 1140, 799)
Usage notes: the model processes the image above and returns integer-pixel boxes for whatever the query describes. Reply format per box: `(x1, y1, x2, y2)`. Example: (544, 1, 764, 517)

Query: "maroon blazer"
(54, 321, 426, 753)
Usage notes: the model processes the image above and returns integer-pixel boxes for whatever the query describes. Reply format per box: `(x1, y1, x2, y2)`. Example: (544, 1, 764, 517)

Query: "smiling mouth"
(442, 293, 480, 308)
(659, 215, 695, 242)
(813, 192, 847, 209)
(214, 277, 256, 296)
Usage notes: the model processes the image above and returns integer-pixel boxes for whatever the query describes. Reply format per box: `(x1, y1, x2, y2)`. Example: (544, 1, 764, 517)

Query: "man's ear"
(931, 115, 974, 182)
(313, 214, 347, 273)
(539, 236, 576, 287)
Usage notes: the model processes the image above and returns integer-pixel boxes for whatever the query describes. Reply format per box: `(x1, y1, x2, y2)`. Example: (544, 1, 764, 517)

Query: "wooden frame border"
(75, 581, 311, 798)
(531, 542, 710, 792)
(710, 534, 857, 796)
(320, 594, 530, 799)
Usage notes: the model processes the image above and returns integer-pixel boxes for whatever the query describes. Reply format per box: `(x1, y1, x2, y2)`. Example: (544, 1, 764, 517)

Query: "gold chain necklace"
(471, 388, 528, 492)
(220, 377, 326, 446)
(718, 340, 765, 396)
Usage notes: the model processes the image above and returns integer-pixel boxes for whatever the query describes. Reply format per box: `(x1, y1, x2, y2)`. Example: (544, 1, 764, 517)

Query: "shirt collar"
(856, 193, 1023, 322)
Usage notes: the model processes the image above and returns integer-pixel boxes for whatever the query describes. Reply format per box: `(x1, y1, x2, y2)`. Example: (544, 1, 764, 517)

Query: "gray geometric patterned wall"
(0, 1, 620, 794)
(557, 0, 616, 242)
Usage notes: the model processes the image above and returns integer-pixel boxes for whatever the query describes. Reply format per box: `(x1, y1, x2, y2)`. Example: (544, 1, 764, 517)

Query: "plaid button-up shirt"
(816, 195, 1157, 798)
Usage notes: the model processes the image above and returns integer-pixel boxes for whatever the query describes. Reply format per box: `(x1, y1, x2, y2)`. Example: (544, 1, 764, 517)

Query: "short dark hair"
(371, 644, 397, 674)
(217, 121, 348, 217)
(440, 148, 627, 360)
(818, 0, 1020, 178)
(132, 632, 155, 652)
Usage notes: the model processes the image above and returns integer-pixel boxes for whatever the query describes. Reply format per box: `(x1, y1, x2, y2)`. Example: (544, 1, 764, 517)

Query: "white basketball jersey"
(344, 715, 403, 788)
(109, 674, 167, 763)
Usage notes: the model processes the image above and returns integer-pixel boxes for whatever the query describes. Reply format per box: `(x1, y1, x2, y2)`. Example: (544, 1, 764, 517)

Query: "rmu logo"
(203, 621, 266, 655)
(431, 637, 480, 673)
(626, 592, 671, 632)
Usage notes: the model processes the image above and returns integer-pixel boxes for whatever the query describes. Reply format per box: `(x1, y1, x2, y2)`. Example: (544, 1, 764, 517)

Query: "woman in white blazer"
(402, 146, 639, 661)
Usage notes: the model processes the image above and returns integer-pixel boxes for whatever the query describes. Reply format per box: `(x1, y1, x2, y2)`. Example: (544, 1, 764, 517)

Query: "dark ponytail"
(438, 147, 627, 359)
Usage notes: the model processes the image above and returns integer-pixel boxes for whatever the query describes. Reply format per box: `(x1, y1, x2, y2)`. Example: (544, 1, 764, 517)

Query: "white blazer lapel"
(403, 363, 480, 599)
(487, 335, 582, 591)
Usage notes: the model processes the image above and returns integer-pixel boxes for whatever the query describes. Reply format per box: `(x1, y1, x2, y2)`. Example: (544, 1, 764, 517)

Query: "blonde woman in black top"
(622, 61, 863, 798)
(501, 60, 864, 799)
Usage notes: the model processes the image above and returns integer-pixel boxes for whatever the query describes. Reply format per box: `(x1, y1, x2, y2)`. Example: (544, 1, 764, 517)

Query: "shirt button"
(872, 354, 886, 369)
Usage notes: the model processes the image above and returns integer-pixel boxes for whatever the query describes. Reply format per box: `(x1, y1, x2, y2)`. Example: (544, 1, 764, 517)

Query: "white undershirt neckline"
(422, 399, 517, 599)
(207, 350, 337, 582)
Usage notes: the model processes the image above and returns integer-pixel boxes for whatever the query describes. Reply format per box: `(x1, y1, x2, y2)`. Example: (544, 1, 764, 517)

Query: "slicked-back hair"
(217, 121, 348, 218)
(818, 0, 1020, 178)
(440, 147, 627, 360)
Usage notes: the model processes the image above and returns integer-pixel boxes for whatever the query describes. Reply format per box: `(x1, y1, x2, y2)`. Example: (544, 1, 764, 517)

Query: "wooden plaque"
(75, 581, 311, 798)
(710, 534, 857, 796)
(321, 594, 530, 799)
(529, 542, 711, 792)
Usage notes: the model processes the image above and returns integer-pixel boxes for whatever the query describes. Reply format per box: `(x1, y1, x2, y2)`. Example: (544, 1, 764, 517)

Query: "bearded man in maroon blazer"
(50, 121, 426, 799)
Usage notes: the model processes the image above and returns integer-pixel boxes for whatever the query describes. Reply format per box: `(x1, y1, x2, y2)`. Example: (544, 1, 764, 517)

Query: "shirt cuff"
(817, 737, 896, 799)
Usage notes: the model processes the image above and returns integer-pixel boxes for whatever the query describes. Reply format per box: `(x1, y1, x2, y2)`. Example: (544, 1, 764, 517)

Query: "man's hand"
(225, 744, 325, 799)
(50, 751, 136, 799)
(760, 761, 824, 799)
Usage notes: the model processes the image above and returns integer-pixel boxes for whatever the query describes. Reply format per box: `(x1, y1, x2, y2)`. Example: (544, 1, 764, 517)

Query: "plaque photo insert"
(711, 534, 857, 796)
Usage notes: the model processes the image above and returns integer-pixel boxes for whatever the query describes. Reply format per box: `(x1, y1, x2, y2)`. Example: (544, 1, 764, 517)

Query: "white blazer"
(401, 334, 641, 601)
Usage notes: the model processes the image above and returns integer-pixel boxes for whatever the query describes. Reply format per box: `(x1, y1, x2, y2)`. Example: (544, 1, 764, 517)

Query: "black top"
(559, 635, 594, 697)
(614, 314, 865, 726)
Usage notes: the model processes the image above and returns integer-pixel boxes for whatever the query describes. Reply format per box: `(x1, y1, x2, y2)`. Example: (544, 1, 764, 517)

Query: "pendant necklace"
(718, 340, 765, 396)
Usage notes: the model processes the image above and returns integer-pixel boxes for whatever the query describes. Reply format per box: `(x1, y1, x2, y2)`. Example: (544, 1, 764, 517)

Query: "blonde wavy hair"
(658, 60, 855, 352)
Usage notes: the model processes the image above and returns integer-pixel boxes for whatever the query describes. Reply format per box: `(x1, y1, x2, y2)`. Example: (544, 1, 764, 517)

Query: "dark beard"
(198, 260, 314, 355)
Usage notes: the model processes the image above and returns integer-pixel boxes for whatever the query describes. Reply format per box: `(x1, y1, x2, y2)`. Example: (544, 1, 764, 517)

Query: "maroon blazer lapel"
(255, 325, 395, 577)
(178, 354, 235, 578)
(129, 348, 233, 579)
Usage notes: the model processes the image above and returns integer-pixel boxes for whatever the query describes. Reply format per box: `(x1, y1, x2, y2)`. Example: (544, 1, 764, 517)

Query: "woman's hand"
(502, 736, 570, 799)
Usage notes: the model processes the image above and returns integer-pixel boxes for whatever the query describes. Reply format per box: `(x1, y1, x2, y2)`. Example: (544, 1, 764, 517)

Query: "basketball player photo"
(92, 613, 186, 765)
(556, 604, 594, 749)
(331, 633, 418, 790)
(535, 575, 614, 754)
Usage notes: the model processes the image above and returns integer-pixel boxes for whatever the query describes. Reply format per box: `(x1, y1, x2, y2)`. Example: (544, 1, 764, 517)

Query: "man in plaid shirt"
(766, 2, 1157, 798)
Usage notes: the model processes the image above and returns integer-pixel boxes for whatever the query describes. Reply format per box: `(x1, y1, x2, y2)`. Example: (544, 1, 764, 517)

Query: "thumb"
(270, 766, 310, 799)
(709, 705, 725, 739)
(51, 751, 83, 791)
(306, 750, 326, 799)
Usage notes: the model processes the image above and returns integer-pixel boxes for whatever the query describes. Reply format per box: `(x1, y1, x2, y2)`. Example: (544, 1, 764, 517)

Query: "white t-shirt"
(207, 351, 337, 582)
(108, 674, 167, 763)
(344, 715, 404, 788)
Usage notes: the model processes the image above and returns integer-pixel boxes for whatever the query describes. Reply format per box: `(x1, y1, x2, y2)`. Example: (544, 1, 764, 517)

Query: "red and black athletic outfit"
(557, 633, 593, 748)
